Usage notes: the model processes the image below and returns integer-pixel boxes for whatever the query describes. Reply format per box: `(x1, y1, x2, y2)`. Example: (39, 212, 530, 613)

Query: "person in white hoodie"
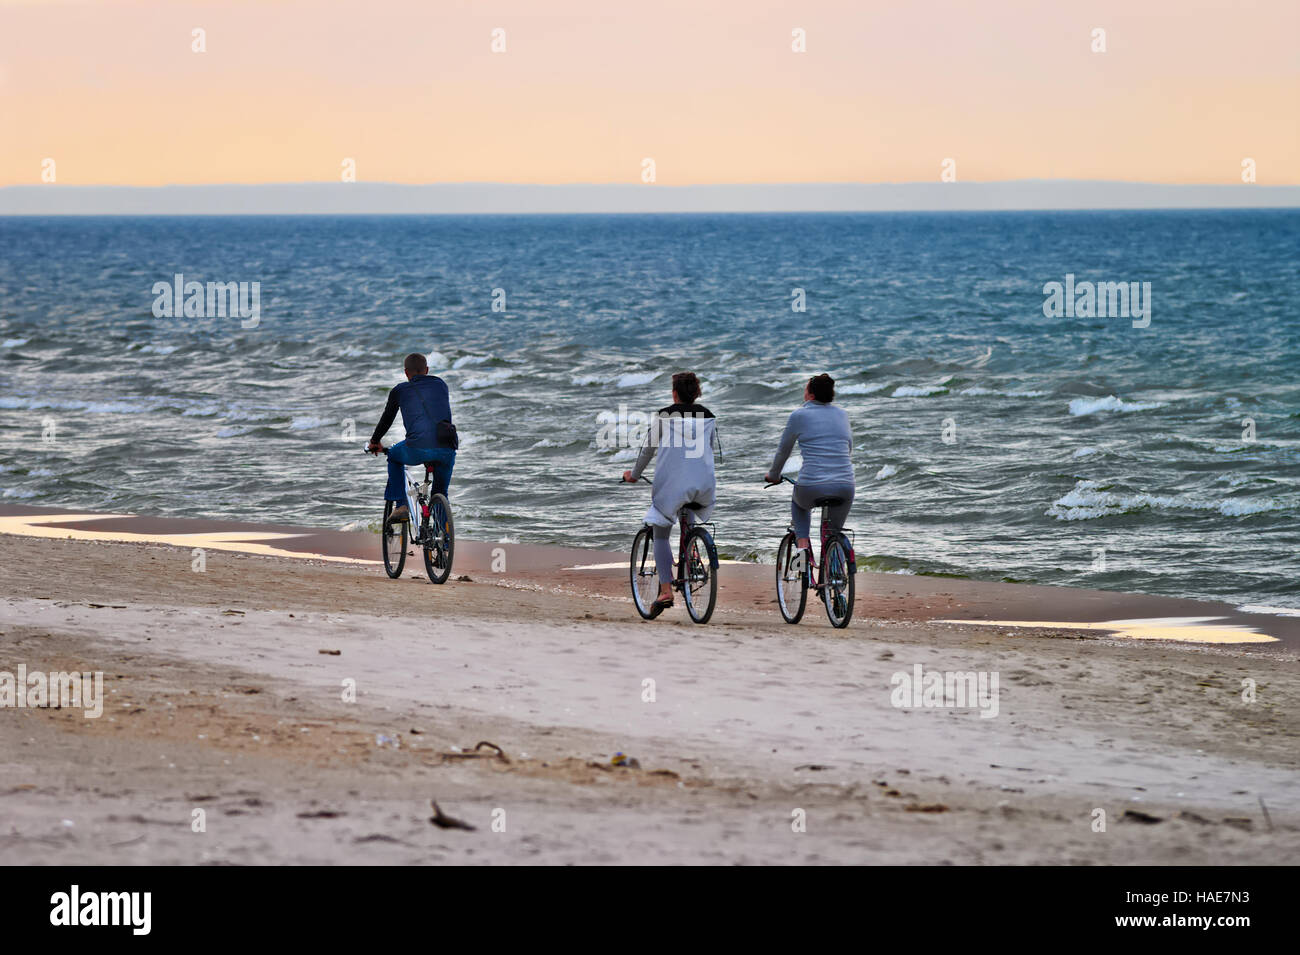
(622, 372, 718, 615)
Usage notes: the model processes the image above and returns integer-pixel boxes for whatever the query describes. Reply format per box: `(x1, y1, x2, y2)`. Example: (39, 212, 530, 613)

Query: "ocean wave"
(3, 338, 30, 347)
(891, 384, 948, 398)
(959, 386, 1045, 397)
(0, 396, 153, 414)
(1047, 479, 1282, 521)
(1072, 447, 1099, 458)
(617, 371, 658, 388)
(338, 519, 380, 533)
(875, 464, 899, 480)
(1068, 395, 1164, 416)
(839, 382, 889, 395)
(289, 416, 330, 431)
(1237, 604, 1300, 617)
(461, 369, 517, 390)
(2, 488, 37, 498)
(453, 355, 490, 368)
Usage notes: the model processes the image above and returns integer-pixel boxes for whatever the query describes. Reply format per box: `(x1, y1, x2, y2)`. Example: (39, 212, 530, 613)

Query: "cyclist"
(366, 352, 457, 523)
(763, 373, 855, 564)
(622, 372, 718, 616)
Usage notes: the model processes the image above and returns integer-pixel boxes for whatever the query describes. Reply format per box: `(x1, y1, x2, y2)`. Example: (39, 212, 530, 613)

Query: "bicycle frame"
(404, 467, 429, 537)
(767, 475, 855, 588)
(675, 514, 719, 583)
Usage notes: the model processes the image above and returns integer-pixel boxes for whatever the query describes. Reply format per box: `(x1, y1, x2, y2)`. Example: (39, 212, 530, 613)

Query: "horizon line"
(3, 180, 1296, 216)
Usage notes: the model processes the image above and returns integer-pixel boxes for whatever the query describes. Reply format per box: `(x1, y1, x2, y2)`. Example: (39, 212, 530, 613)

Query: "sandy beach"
(1, 505, 1296, 865)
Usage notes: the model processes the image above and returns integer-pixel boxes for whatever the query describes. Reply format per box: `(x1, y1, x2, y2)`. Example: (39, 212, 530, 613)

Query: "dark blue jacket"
(370, 375, 453, 449)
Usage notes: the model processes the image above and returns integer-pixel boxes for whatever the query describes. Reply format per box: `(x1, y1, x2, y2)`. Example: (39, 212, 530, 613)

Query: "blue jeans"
(386, 442, 455, 503)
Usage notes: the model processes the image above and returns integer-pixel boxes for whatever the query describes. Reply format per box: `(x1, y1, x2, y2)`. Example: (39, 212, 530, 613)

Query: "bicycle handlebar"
(764, 475, 796, 488)
(618, 475, 652, 484)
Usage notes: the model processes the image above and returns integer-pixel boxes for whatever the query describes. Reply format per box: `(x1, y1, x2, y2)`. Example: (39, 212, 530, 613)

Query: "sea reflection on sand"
(940, 617, 1279, 644)
(0, 513, 374, 565)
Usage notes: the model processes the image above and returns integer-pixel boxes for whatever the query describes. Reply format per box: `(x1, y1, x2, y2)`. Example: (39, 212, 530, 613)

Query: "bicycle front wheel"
(682, 528, 717, 625)
(629, 527, 658, 619)
(423, 494, 454, 584)
(775, 532, 807, 624)
(382, 501, 407, 579)
(822, 535, 855, 629)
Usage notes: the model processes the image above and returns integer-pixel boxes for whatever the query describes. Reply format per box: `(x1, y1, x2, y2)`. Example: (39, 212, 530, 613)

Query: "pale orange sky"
(0, 0, 1296, 187)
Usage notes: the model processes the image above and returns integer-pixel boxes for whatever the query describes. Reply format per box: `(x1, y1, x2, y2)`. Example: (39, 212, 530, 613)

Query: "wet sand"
(1, 505, 1297, 865)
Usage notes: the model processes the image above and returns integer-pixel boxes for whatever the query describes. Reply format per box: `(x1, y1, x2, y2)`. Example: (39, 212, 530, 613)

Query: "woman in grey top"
(764, 374, 855, 557)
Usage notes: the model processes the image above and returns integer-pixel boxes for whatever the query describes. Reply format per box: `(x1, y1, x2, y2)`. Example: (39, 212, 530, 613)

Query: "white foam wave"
(1047, 479, 1282, 521)
(289, 416, 329, 431)
(1068, 395, 1164, 416)
(617, 371, 658, 388)
(892, 385, 947, 398)
(461, 369, 517, 389)
(1236, 604, 1300, 618)
(875, 464, 899, 480)
(839, 382, 889, 395)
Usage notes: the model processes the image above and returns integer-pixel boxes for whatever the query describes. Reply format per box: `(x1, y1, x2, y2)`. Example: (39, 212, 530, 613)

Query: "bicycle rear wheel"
(822, 535, 855, 628)
(629, 527, 658, 619)
(681, 528, 717, 625)
(382, 501, 407, 579)
(775, 532, 807, 624)
(423, 493, 454, 584)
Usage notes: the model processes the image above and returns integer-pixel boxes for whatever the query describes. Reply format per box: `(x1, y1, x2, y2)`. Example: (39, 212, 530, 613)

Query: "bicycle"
(620, 476, 718, 624)
(766, 475, 855, 628)
(365, 447, 454, 584)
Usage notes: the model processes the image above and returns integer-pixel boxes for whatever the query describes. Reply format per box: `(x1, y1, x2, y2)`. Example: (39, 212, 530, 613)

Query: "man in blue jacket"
(366, 353, 456, 523)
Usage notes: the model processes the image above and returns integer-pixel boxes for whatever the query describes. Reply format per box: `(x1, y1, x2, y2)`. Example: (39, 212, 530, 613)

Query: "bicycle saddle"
(811, 496, 844, 507)
(682, 501, 706, 510)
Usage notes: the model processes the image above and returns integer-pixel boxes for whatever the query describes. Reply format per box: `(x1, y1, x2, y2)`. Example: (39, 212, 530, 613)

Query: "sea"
(1, 210, 1297, 609)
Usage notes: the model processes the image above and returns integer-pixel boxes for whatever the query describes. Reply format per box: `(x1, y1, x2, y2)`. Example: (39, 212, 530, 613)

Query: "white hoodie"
(629, 405, 718, 527)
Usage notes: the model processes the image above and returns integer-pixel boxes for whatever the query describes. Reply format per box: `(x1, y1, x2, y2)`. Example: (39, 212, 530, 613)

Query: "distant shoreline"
(3, 181, 1298, 216)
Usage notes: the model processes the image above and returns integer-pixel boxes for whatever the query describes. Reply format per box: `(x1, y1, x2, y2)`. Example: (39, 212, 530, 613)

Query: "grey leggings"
(791, 482, 854, 539)
(652, 510, 696, 585)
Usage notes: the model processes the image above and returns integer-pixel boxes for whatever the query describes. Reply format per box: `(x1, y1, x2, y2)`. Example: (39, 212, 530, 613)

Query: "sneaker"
(387, 505, 410, 523)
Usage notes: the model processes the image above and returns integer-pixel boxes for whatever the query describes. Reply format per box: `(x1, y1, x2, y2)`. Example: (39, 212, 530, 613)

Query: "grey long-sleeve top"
(768, 400, 854, 486)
